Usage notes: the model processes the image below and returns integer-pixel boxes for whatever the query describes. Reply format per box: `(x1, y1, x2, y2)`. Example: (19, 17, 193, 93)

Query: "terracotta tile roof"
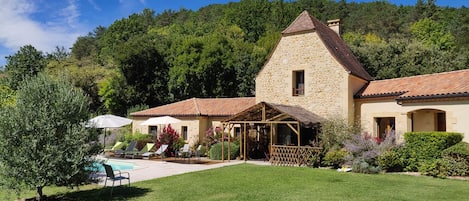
(356, 69, 469, 100)
(282, 11, 372, 81)
(130, 97, 256, 117)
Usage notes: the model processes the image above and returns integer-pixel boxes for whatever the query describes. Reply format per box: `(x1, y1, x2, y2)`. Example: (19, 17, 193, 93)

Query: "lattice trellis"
(270, 145, 322, 166)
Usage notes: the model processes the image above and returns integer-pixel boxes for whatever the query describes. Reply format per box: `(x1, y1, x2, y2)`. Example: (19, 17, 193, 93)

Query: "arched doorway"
(409, 109, 446, 132)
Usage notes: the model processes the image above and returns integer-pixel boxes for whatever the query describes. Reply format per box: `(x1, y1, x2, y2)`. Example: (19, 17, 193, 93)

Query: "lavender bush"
(345, 131, 396, 173)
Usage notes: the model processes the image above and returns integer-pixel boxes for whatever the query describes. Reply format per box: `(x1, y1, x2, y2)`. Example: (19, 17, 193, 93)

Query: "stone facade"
(132, 116, 228, 147)
(356, 99, 469, 142)
(255, 31, 367, 123)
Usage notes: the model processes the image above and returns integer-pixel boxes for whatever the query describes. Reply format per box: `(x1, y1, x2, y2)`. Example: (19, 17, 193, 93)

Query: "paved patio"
(97, 157, 270, 185)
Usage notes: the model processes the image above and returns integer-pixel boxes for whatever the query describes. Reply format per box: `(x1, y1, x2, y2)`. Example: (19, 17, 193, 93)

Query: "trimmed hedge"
(209, 142, 240, 160)
(442, 142, 469, 159)
(420, 142, 469, 177)
(378, 146, 405, 172)
(403, 132, 463, 171)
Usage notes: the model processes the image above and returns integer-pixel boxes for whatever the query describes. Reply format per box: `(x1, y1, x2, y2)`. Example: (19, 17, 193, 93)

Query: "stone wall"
(256, 31, 359, 122)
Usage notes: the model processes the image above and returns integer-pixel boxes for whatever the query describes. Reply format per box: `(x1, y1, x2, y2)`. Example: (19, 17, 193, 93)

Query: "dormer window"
(293, 70, 304, 96)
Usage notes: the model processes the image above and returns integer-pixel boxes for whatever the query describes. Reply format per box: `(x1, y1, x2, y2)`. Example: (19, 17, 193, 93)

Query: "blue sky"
(0, 0, 467, 67)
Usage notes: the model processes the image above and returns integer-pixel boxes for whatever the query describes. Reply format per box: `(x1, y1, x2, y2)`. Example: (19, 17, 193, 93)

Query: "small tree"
(319, 117, 360, 152)
(0, 73, 100, 200)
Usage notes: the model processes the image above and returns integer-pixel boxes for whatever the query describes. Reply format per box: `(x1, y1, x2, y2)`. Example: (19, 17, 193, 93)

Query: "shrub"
(442, 142, 469, 160)
(205, 127, 223, 146)
(173, 137, 186, 151)
(378, 146, 405, 172)
(319, 117, 360, 151)
(323, 149, 348, 169)
(344, 131, 397, 174)
(157, 125, 180, 155)
(352, 159, 381, 174)
(403, 132, 463, 171)
(124, 131, 151, 142)
(209, 142, 239, 160)
(420, 142, 469, 177)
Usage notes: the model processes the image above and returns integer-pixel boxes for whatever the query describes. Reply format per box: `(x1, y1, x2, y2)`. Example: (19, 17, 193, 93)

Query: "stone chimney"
(327, 19, 340, 36)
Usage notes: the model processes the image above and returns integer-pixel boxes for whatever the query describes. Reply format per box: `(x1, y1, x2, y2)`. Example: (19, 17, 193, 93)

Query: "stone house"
(131, 97, 255, 146)
(131, 11, 469, 152)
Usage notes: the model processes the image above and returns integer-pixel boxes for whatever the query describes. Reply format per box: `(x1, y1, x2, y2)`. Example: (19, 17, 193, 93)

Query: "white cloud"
(0, 0, 86, 64)
(61, 0, 81, 28)
(88, 0, 101, 11)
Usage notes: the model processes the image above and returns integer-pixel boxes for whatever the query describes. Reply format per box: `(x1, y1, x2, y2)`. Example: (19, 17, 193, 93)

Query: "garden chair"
(125, 143, 155, 159)
(115, 141, 137, 157)
(103, 164, 130, 196)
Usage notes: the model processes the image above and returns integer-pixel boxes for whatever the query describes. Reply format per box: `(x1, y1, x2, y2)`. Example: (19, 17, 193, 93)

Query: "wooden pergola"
(220, 102, 323, 166)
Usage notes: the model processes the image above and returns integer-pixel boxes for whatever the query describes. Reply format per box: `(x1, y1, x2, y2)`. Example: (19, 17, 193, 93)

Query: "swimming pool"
(94, 160, 137, 172)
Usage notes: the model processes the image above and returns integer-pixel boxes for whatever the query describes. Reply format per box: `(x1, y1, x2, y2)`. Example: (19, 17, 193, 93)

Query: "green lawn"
(3, 164, 469, 201)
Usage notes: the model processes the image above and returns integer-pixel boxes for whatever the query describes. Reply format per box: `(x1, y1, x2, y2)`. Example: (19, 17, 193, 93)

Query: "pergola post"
(239, 124, 243, 159)
(227, 123, 232, 161)
(270, 123, 273, 153)
(244, 123, 247, 162)
(297, 123, 301, 147)
(222, 123, 225, 162)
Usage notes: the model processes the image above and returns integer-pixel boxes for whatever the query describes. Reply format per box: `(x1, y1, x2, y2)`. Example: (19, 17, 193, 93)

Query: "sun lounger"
(115, 141, 137, 157)
(142, 144, 168, 160)
(104, 141, 125, 152)
(178, 144, 191, 159)
(125, 143, 155, 159)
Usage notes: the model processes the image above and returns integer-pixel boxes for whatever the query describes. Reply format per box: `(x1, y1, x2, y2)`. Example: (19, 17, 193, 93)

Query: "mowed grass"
(3, 164, 468, 201)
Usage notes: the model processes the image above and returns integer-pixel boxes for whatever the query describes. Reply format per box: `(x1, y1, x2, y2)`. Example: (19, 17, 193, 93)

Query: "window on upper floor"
(292, 70, 304, 96)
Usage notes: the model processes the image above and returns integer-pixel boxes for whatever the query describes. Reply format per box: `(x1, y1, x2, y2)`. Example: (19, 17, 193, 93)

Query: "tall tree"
(71, 26, 105, 62)
(101, 34, 169, 114)
(3, 45, 46, 90)
(99, 9, 156, 63)
(46, 46, 70, 62)
(224, 0, 271, 42)
(410, 18, 455, 50)
(412, 0, 425, 21)
(0, 73, 100, 200)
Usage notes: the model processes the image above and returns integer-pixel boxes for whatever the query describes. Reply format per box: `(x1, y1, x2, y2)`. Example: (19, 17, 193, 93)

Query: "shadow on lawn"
(59, 186, 150, 201)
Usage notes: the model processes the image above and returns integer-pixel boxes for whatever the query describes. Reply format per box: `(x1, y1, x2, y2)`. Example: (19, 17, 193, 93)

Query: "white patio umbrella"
(140, 116, 181, 126)
(140, 116, 181, 136)
(87, 114, 132, 149)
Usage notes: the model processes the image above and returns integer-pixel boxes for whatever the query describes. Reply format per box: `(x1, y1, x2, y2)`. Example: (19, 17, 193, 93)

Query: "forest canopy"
(1, 0, 468, 116)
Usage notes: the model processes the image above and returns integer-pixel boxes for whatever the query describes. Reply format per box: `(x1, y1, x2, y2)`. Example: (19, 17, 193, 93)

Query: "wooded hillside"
(2, 0, 468, 116)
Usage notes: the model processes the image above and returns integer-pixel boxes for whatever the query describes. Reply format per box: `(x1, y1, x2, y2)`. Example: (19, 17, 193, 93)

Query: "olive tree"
(0, 73, 100, 200)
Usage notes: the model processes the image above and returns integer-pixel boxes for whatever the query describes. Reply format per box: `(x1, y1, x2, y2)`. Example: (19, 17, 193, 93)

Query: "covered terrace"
(221, 102, 323, 166)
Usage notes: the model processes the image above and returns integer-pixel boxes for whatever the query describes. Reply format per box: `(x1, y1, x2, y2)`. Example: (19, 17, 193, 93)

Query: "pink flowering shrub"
(157, 124, 180, 156)
(205, 126, 228, 146)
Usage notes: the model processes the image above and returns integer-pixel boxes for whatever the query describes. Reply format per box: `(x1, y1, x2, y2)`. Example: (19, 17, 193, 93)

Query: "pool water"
(94, 160, 136, 172)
